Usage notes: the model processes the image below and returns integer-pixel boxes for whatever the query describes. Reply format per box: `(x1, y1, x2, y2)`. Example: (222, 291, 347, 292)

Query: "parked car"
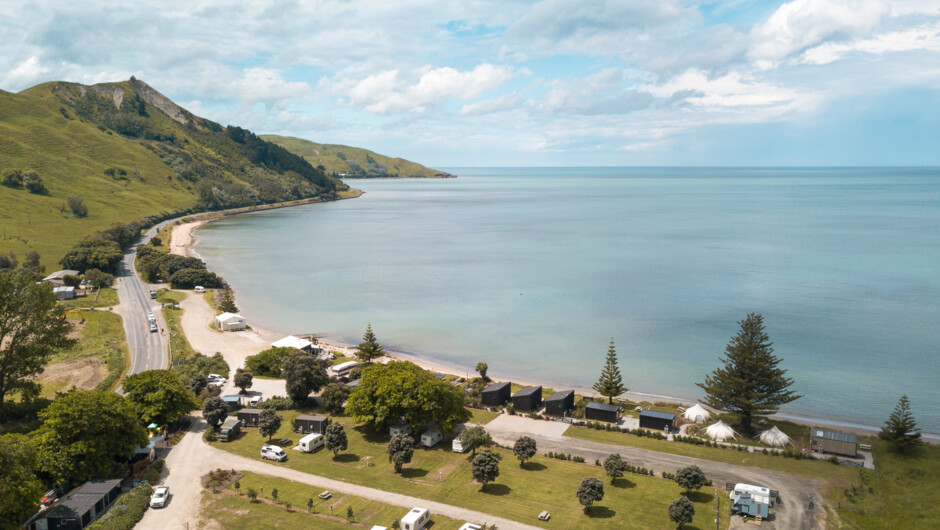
(249, 395, 262, 407)
(150, 486, 169, 508)
(538, 511, 551, 521)
(318, 490, 332, 500)
(194, 286, 206, 293)
(261, 444, 287, 462)
(149, 321, 158, 333)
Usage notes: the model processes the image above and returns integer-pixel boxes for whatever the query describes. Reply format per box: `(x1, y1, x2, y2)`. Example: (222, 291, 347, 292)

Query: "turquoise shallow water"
(195, 167, 940, 435)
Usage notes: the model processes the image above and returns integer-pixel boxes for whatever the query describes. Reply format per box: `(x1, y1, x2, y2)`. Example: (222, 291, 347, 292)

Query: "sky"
(1, 0, 939, 167)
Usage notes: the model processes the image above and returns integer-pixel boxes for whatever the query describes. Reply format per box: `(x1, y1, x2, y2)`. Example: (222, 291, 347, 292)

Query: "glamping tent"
(705, 420, 737, 442)
(683, 404, 711, 424)
(759, 426, 792, 447)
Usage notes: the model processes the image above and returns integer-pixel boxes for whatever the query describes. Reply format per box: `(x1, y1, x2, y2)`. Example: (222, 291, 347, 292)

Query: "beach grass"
(212, 410, 730, 529)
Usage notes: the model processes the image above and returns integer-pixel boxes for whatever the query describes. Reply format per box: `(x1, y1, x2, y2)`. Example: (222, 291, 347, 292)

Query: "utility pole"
(715, 491, 720, 530)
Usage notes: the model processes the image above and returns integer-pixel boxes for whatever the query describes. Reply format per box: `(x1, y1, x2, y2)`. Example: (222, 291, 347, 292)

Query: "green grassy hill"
(261, 134, 453, 179)
(0, 79, 347, 271)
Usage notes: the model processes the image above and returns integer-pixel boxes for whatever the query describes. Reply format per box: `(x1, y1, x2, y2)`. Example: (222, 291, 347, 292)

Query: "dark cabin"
(543, 390, 575, 416)
(585, 401, 622, 423)
(639, 409, 675, 431)
(26, 478, 122, 530)
(481, 381, 511, 406)
(294, 414, 330, 434)
(511, 385, 543, 411)
(237, 408, 262, 427)
(221, 395, 242, 412)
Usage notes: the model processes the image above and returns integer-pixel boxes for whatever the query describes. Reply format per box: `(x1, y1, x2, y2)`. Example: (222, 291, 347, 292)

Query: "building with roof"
(543, 390, 574, 416)
(811, 427, 858, 457)
(221, 395, 242, 411)
(26, 478, 122, 530)
(511, 385, 542, 411)
(237, 408, 262, 427)
(639, 409, 675, 431)
(42, 270, 80, 288)
(585, 401, 622, 423)
(294, 414, 329, 434)
(53, 286, 76, 300)
(271, 335, 322, 356)
(215, 312, 246, 331)
(481, 381, 511, 406)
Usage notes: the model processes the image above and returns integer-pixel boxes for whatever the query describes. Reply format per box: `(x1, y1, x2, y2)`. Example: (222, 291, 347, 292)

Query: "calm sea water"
(195, 168, 940, 435)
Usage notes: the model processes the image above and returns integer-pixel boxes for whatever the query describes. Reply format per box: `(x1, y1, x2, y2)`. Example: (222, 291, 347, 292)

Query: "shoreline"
(170, 210, 932, 441)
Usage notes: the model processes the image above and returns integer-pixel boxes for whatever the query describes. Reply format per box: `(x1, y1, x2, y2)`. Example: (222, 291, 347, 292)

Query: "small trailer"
(299, 433, 325, 453)
(420, 430, 443, 448)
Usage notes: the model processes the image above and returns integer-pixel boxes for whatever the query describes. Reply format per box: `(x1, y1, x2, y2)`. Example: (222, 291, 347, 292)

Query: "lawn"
(213, 410, 730, 528)
(53, 309, 128, 392)
(162, 304, 196, 361)
(156, 288, 187, 304)
(566, 424, 858, 483)
(200, 471, 465, 529)
(829, 441, 940, 528)
(57, 287, 119, 310)
(467, 408, 499, 426)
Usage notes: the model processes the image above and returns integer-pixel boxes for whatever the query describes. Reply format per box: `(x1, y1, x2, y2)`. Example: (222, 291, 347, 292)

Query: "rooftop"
(239, 408, 262, 414)
(215, 312, 244, 321)
(544, 389, 574, 402)
(813, 427, 858, 444)
(483, 381, 510, 392)
(272, 335, 314, 350)
(43, 269, 79, 280)
(586, 402, 622, 413)
(38, 478, 121, 521)
(513, 385, 541, 397)
(297, 414, 328, 422)
(640, 409, 676, 421)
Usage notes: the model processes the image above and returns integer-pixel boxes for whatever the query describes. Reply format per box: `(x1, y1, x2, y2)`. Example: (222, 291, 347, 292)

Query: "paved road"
(137, 416, 540, 530)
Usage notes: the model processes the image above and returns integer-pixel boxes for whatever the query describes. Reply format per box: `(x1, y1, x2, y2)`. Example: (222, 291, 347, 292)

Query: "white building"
(53, 286, 76, 300)
(215, 312, 247, 331)
(272, 335, 322, 356)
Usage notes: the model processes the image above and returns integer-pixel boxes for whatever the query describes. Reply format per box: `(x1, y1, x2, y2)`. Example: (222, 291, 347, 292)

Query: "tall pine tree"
(879, 395, 922, 454)
(696, 313, 800, 432)
(593, 338, 627, 404)
(355, 323, 385, 364)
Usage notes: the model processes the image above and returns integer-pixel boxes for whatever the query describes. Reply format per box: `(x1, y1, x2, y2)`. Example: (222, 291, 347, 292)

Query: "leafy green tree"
(593, 338, 627, 404)
(879, 395, 923, 454)
(321, 383, 350, 415)
(271, 488, 278, 503)
(668, 496, 695, 528)
(355, 324, 385, 363)
(696, 313, 800, 432)
(307, 497, 313, 513)
(282, 351, 329, 402)
(60, 239, 123, 273)
(2, 168, 23, 187)
(169, 268, 222, 289)
(513, 436, 537, 466)
(234, 368, 253, 394)
(217, 288, 238, 313)
(674, 465, 707, 496)
(123, 370, 199, 426)
(576, 477, 605, 512)
(475, 362, 489, 382)
(259, 408, 282, 441)
(245, 347, 295, 377)
(0, 434, 44, 527)
(345, 361, 470, 433)
(0, 270, 76, 406)
(188, 373, 208, 395)
(387, 433, 415, 473)
(33, 390, 147, 483)
(0, 252, 17, 270)
(202, 396, 228, 429)
(83, 268, 114, 288)
(247, 487, 258, 501)
(21, 250, 44, 278)
(347, 506, 354, 521)
(324, 422, 347, 458)
(604, 453, 628, 483)
(471, 450, 501, 490)
(459, 425, 494, 457)
(23, 171, 47, 194)
(348, 366, 362, 381)
(67, 194, 88, 217)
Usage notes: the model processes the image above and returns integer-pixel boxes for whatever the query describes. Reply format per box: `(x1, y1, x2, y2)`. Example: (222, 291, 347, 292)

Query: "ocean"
(194, 167, 940, 435)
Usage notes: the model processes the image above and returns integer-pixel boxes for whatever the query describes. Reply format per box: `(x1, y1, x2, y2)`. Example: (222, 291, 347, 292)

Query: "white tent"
(683, 404, 711, 424)
(705, 420, 737, 442)
(759, 426, 791, 447)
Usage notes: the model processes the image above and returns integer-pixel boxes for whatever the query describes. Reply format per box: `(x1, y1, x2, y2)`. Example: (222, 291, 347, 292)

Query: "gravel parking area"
(485, 413, 570, 440)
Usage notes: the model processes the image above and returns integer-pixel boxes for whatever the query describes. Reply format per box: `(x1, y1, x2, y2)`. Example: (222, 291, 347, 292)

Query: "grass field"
(159, 290, 195, 361)
(467, 408, 499, 426)
(829, 441, 940, 528)
(50, 309, 128, 393)
(57, 287, 120, 310)
(200, 471, 465, 529)
(213, 410, 730, 528)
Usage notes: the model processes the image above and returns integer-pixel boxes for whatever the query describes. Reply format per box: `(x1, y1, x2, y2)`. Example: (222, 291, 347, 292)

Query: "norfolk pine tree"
(879, 395, 922, 454)
(593, 338, 627, 404)
(356, 323, 385, 363)
(696, 313, 800, 432)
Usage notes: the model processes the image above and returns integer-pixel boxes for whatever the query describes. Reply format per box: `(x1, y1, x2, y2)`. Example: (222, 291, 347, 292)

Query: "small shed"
(481, 382, 511, 406)
(295, 414, 329, 434)
(639, 409, 675, 431)
(237, 408, 262, 427)
(26, 478, 122, 530)
(53, 286, 76, 300)
(811, 427, 858, 457)
(215, 312, 246, 331)
(511, 386, 542, 411)
(543, 390, 575, 416)
(585, 402, 622, 423)
(221, 395, 242, 411)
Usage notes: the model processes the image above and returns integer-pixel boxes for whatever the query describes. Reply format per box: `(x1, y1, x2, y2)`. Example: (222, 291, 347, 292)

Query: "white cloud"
(459, 93, 522, 115)
(801, 23, 940, 64)
(644, 69, 804, 111)
(2, 56, 50, 89)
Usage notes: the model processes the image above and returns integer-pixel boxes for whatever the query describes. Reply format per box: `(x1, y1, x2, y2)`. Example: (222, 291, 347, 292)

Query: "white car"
(249, 395, 262, 406)
(150, 486, 169, 508)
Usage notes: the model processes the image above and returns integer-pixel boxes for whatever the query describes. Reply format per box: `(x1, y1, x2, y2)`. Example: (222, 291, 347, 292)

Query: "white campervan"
(452, 439, 467, 453)
(299, 433, 324, 453)
(261, 444, 287, 462)
(730, 483, 772, 505)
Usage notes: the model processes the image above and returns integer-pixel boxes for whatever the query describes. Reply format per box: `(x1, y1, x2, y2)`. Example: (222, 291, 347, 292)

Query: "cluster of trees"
(136, 245, 222, 288)
(2, 168, 47, 194)
(0, 250, 45, 279)
(59, 221, 148, 274)
(242, 347, 329, 402)
(225, 125, 337, 191)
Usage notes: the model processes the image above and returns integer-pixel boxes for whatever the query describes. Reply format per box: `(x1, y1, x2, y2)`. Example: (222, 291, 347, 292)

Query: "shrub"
(67, 195, 89, 217)
(86, 483, 152, 530)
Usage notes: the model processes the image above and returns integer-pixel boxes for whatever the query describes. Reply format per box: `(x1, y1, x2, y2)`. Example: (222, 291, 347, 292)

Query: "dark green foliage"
(217, 288, 238, 313)
(674, 465, 707, 495)
(123, 369, 199, 426)
(84, 268, 114, 288)
(348, 366, 362, 381)
(2, 168, 24, 187)
(282, 351, 329, 402)
(0, 271, 76, 406)
(67, 194, 88, 217)
(21, 251, 44, 278)
(459, 425, 494, 457)
(347, 505, 353, 521)
(86, 482, 152, 530)
(169, 268, 222, 289)
(259, 408, 282, 441)
(668, 496, 695, 528)
(245, 347, 296, 377)
(576, 477, 605, 511)
(23, 171, 47, 194)
(475, 361, 489, 382)
(355, 323, 385, 363)
(62, 274, 82, 287)
(387, 433, 415, 473)
(247, 487, 258, 501)
(513, 436, 537, 466)
(172, 352, 229, 385)
(224, 125, 335, 190)
(696, 313, 800, 431)
(234, 368, 253, 394)
(202, 396, 228, 429)
(471, 450, 501, 489)
(188, 373, 208, 395)
(345, 361, 470, 433)
(593, 338, 627, 404)
(879, 395, 923, 454)
(60, 239, 123, 274)
(271, 488, 278, 503)
(604, 453, 629, 482)
(0, 252, 17, 270)
(324, 422, 347, 458)
(0, 434, 44, 528)
(321, 383, 350, 415)
(33, 391, 148, 483)
(136, 245, 206, 282)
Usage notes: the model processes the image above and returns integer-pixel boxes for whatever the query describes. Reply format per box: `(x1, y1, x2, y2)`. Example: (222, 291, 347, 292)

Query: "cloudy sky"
(2, 0, 939, 166)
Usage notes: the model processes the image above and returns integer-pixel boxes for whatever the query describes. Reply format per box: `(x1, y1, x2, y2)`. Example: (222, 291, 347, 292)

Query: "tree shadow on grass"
(481, 483, 511, 496)
(353, 424, 387, 444)
(523, 462, 547, 471)
(612, 477, 635, 489)
(688, 490, 713, 503)
(585, 506, 616, 519)
(401, 467, 429, 479)
(333, 453, 360, 463)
